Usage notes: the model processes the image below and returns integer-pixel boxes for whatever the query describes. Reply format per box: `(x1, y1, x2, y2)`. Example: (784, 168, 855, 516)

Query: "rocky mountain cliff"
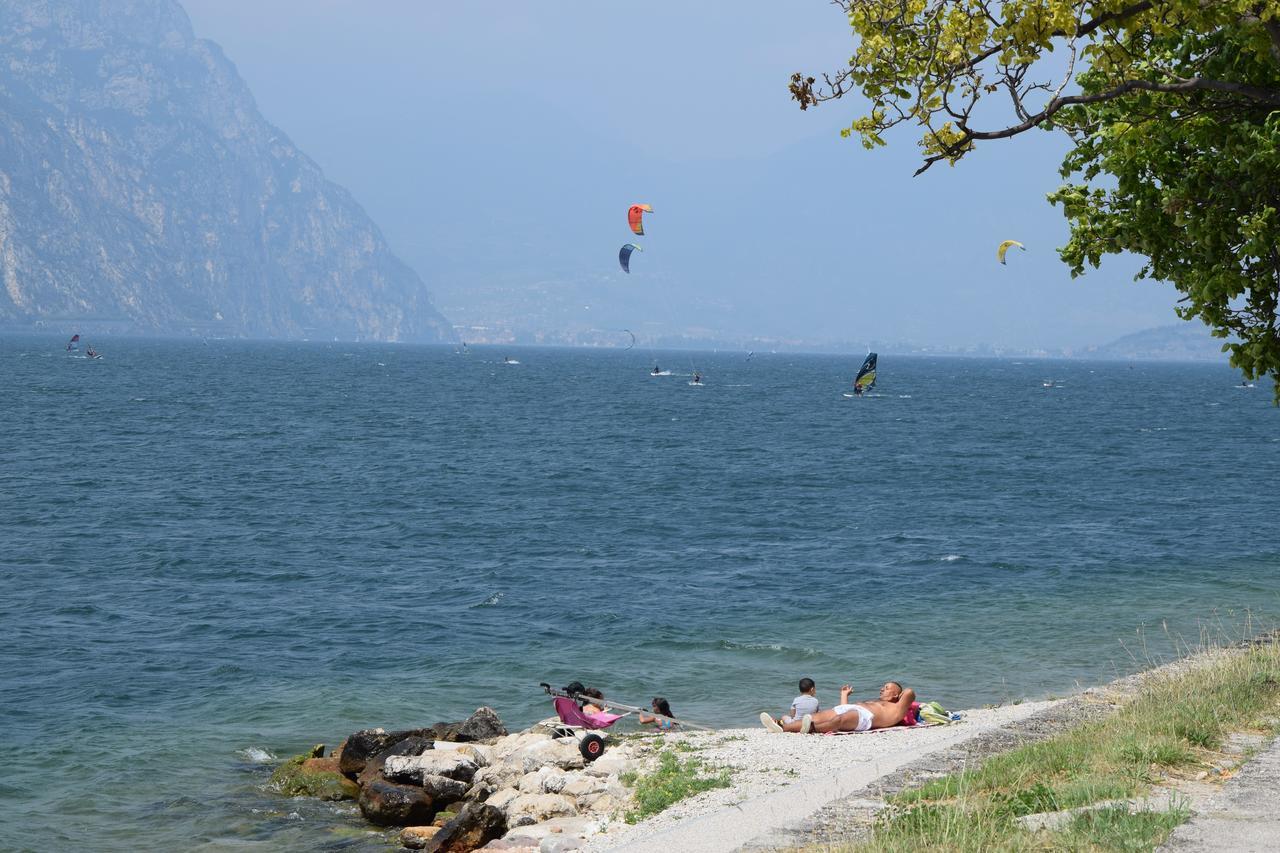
(0, 0, 451, 342)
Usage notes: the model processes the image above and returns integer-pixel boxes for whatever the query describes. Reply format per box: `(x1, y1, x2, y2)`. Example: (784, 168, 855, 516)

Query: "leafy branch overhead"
(793, 1, 1280, 396)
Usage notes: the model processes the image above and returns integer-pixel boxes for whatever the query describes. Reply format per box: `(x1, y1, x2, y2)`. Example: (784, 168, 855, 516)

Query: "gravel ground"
(582, 701, 1059, 853)
(583, 644, 1275, 852)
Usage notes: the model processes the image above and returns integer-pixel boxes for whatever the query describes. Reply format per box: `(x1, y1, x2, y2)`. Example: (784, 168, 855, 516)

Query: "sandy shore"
(581, 700, 1061, 852)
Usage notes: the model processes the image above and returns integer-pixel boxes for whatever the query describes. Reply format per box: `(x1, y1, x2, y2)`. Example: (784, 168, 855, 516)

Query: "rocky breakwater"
(269, 707, 642, 853)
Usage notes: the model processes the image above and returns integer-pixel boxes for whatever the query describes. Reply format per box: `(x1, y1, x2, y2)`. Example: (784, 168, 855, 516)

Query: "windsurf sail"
(854, 352, 877, 393)
(66, 334, 80, 351)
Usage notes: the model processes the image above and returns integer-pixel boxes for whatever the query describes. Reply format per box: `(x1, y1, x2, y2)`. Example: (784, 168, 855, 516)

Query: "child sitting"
(760, 677, 820, 733)
(581, 687, 607, 715)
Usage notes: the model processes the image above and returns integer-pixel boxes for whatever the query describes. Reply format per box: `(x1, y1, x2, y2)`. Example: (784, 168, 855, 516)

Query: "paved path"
(1160, 736, 1280, 852)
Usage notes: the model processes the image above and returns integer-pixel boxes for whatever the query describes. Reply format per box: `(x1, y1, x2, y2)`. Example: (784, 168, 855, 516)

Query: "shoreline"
(579, 640, 1278, 852)
(261, 638, 1278, 852)
(582, 701, 1061, 852)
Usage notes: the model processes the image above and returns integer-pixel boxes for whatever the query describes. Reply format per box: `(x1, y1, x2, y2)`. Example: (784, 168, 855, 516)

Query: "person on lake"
(637, 697, 677, 730)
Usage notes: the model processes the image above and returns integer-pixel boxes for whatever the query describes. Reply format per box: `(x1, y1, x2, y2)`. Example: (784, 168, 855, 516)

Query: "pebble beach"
(583, 701, 1059, 852)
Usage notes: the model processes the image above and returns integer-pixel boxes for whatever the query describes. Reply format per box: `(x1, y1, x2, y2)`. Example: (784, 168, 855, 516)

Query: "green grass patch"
(843, 639, 1280, 851)
(1049, 804, 1189, 851)
(623, 749, 733, 824)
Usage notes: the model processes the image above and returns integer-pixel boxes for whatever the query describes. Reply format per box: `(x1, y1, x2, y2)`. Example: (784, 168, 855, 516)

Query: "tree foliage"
(793, 1, 1280, 397)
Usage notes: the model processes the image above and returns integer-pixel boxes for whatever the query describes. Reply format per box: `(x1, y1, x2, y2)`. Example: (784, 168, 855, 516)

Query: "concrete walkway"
(1161, 736, 1280, 852)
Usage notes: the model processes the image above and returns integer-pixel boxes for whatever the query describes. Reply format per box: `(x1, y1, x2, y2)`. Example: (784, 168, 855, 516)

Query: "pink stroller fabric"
(553, 697, 624, 730)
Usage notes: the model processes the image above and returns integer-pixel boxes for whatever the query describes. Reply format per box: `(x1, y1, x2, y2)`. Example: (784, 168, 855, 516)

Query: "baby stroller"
(540, 683, 628, 762)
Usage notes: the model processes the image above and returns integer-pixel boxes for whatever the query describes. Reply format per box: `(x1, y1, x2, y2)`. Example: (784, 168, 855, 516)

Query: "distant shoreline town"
(1, 321, 1230, 363)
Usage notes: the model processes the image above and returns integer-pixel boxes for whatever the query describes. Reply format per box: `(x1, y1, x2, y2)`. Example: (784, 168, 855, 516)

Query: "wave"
(236, 747, 276, 763)
(470, 591, 504, 608)
(715, 639, 821, 658)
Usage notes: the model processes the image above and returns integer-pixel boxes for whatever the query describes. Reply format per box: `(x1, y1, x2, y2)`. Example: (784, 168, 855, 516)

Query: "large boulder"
(485, 788, 521, 812)
(401, 826, 440, 850)
(560, 774, 604, 798)
(340, 728, 433, 777)
(505, 793, 577, 825)
(384, 753, 478, 785)
(418, 774, 470, 806)
(454, 707, 508, 742)
(502, 739, 585, 775)
(516, 768, 566, 795)
(434, 741, 494, 767)
(357, 735, 435, 787)
(268, 753, 360, 801)
(423, 802, 507, 853)
(433, 708, 508, 743)
(358, 778, 438, 827)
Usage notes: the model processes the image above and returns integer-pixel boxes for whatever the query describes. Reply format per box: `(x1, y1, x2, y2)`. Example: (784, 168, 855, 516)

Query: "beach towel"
(819, 703, 964, 736)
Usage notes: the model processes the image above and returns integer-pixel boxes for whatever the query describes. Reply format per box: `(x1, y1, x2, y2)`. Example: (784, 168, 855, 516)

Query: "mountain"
(0, 0, 450, 342)
(1082, 323, 1231, 362)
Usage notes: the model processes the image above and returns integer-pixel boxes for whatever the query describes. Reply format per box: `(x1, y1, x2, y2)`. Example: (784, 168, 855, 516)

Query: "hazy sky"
(181, 1, 1183, 349)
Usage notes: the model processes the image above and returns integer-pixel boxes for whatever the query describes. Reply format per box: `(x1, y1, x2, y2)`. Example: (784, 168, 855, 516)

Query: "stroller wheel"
(579, 733, 606, 762)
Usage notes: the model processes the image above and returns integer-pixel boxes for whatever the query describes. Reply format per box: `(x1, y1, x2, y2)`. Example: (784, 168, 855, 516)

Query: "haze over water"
(2, 335, 1277, 849)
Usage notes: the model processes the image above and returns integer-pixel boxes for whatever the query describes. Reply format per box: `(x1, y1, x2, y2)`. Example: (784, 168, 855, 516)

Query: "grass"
(845, 637, 1280, 851)
(621, 748, 734, 824)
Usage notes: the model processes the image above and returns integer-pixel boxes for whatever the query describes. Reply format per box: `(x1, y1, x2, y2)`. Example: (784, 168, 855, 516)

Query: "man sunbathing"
(764, 682, 915, 733)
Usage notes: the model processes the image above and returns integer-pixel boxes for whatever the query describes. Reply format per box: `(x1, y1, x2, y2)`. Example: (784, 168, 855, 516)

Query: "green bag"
(918, 701, 953, 725)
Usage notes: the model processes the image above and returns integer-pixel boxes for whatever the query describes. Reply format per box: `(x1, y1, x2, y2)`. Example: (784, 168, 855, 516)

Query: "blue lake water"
(1, 335, 1277, 849)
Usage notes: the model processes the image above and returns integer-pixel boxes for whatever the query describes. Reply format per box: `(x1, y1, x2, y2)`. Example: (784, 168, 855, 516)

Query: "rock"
(559, 775, 604, 798)
(340, 728, 428, 777)
(308, 744, 326, 759)
(539, 838, 582, 853)
(480, 839, 540, 852)
(454, 707, 508, 742)
(268, 752, 360, 801)
(401, 826, 441, 849)
(385, 753, 479, 785)
(581, 793, 624, 817)
(433, 810, 458, 828)
(516, 768, 566, 795)
(505, 794, 577, 824)
(516, 772, 544, 794)
(418, 774, 470, 806)
(358, 735, 436, 787)
(504, 740, 585, 774)
(582, 755, 627, 777)
(434, 742, 494, 767)
(495, 818, 597, 843)
(493, 732, 553, 757)
(486, 788, 521, 812)
(358, 778, 438, 827)
(422, 802, 507, 852)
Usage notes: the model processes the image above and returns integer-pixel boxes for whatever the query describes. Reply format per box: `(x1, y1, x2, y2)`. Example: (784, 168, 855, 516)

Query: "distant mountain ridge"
(0, 0, 450, 341)
(1082, 323, 1230, 362)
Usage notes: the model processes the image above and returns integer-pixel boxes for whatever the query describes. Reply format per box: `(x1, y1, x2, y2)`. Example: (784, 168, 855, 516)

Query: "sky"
(180, 1, 1184, 350)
